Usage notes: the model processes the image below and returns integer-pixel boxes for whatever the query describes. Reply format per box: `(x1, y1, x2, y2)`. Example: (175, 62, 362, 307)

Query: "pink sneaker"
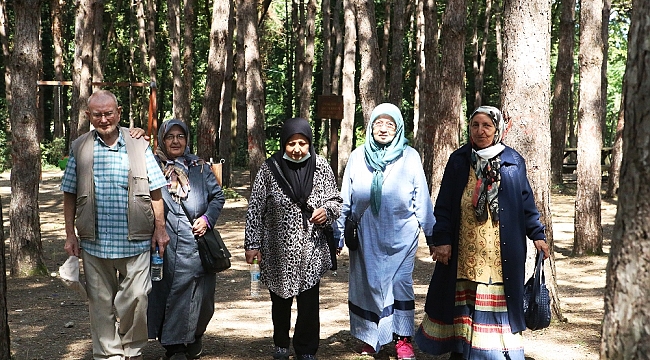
(360, 343, 376, 355)
(395, 338, 416, 360)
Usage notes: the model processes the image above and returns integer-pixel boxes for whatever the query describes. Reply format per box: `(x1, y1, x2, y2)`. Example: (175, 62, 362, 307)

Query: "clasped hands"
(429, 239, 550, 265)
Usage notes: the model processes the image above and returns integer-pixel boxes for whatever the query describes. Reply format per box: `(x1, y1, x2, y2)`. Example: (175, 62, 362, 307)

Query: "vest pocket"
(128, 193, 155, 240)
(75, 195, 95, 240)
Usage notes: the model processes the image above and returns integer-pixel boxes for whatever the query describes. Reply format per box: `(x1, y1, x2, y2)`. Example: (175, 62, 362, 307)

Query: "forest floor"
(0, 169, 615, 360)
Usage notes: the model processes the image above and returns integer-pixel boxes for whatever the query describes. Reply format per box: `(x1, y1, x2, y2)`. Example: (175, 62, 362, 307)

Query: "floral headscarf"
(469, 106, 508, 223)
(156, 119, 200, 203)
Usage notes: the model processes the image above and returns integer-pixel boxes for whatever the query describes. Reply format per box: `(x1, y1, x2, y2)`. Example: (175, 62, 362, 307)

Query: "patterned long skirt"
(415, 280, 524, 360)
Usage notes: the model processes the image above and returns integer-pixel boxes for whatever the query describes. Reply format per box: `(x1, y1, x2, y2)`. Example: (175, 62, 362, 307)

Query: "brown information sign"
(316, 95, 344, 119)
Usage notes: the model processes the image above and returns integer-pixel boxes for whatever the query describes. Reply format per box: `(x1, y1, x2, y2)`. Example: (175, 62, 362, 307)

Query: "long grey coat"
(147, 162, 225, 345)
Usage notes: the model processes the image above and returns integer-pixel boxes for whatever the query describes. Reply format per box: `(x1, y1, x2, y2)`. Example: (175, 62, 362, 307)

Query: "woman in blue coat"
(415, 106, 549, 360)
(147, 119, 225, 360)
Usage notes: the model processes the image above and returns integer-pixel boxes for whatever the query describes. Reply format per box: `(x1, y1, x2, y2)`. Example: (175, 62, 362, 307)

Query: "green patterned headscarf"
(363, 103, 408, 215)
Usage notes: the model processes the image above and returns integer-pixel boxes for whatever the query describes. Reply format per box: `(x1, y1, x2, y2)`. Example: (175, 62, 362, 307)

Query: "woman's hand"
(431, 245, 452, 265)
(309, 207, 327, 225)
(245, 249, 262, 264)
(192, 217, 209, 236)
(534, 239, 550, 259)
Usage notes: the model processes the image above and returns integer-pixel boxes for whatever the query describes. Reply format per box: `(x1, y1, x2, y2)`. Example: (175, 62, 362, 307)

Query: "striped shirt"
(61, 131, 167, 259)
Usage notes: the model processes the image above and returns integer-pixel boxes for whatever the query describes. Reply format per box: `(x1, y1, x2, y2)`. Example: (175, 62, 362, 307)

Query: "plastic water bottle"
(151, 247, 164, 281)
(250, 258, 261, 298)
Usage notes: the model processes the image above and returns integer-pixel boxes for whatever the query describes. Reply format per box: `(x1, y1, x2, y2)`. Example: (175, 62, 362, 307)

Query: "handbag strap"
(532, 251, 545, 296)
(178, 200, 196, 224)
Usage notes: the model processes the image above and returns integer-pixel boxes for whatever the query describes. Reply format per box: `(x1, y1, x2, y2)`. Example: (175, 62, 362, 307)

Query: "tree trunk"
(426, 0, 464, 203)
(234, 7, 247, 167)
(321, 0, 332, 159)
(550, 0, 576, 185)
(338, 0, 356, 182)
(0, 197, 7, 359)
(240, 0, 266, 181)
(331, 0, 343, 96)
(197, 0, 230, 161)
(501, 0, 564, 323)
(168, 0, 186, 121)
(473, 0, 492, 108)
(600, 0, 610, 143)
(71, 0, 95, 140)
(601, 1, 650, 354)
(573, 0, 604, 256)
(0, 1, 11, 119)
(298, 0, 315, 119)
(92, 0, 105, 90)
(10, 0, 47, 277)
(219, 1, 235, 188)
(355, 0, 380, 125)
(51, 0, 66, 139)
(293, 0, 304, 117)
(182, 0, 195, 124)
(388, 0, 405, 105)
(604, 91, 623, 199)
(414, 0, 437, 154)
(379, 0, 389, 99)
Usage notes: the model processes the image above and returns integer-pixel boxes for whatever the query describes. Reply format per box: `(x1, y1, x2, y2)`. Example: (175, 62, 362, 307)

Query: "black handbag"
(523, 251, 551, 330)
(180, 201, 231, 273)
(344, 216, 360, 251)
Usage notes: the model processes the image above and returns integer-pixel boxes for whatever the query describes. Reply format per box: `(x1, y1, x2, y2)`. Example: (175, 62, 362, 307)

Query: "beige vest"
(71, 127, 155, 241)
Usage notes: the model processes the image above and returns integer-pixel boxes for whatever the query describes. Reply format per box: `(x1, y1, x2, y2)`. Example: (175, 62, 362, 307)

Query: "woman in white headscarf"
(415, 106, 550, 360)
(335, 103, 435, 360)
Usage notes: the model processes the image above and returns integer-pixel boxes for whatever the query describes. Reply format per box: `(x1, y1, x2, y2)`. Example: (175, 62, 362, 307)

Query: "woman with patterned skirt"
(414, 106, 550, 360)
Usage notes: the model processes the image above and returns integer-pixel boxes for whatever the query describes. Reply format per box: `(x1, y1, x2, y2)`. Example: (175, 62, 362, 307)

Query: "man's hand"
(129, 127, 150, 141)
(152, 227, 170, 257)
(64, 235, 80, 257)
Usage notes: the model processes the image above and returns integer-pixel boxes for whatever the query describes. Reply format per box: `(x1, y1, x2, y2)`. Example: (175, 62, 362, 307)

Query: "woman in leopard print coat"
(244, 117, 342, 360)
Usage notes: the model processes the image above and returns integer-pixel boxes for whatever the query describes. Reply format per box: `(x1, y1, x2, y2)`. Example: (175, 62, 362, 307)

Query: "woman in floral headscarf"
(334, 103, 435, 360)
(148, 119, 225, 360)
(415, 106, 550, 360)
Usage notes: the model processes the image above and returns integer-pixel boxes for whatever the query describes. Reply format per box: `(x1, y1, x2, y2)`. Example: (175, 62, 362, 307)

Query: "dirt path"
(0, 170, 614, 360)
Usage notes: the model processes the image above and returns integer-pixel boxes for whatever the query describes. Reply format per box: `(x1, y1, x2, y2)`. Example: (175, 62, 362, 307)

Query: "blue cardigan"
(423, 143, 546, 333)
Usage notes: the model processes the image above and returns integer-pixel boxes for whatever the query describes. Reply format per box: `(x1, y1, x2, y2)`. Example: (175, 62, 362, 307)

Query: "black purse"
(523, 251, 551, 330)
(344, 217, 360, 251)
(344, 203, 369, 251)
(180, 201, 231, 273)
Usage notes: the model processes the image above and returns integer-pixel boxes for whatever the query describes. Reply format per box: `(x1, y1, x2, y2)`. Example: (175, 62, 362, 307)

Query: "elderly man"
(61, 90, 169, 360)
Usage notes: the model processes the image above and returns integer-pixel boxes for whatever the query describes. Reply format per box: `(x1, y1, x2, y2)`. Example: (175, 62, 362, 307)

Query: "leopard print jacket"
(245, 155, 342, 298)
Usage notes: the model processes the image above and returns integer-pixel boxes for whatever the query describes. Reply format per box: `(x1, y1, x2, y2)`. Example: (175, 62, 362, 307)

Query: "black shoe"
(273, 346, 290, 360)
(449, 352, 464, 360)
(186, 337, 203, 359)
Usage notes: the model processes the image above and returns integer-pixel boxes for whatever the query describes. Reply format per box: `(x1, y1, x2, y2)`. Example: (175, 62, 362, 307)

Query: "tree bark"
(388, 0, 405, 105)
(10, 0, 47, 277)
(298, 0, 316, 119)
(234, 6, 247, 167)
(573, 0, 604, 256)
(0, 1, 11, 120)
(219, 1, 235, 188)
(473, 0, 492, 108)
(426, 0, 464, 203)
(601, 1, 650, 355)
(0, 197, 8, 359)
(240, 0, 266, 181)
(331, 0, 343, 96)
(71, 0, 95, 140)
(51, 0, 66, 139)
(338, 0, 356, 182)
(604, 91, 623, 199)
(181, 0, 195, 124)
(550, 0, 576, 185)
(355, 0, 380, 125)
(197, 0, 230, 161)
(92, 0, 105, 90)
(168, 0, 186, 121)
(501, 0, 564, 322)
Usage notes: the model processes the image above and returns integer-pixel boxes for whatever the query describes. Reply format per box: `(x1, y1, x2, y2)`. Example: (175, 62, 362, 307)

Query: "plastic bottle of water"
(250, 258, 261, 298)
(151, 247, 164, 281)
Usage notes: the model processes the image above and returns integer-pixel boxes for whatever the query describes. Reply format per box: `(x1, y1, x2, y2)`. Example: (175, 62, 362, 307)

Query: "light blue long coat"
(334, 146, 435, 351)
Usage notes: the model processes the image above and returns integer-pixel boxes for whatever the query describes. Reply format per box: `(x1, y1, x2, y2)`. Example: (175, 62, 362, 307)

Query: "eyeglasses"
(91, 111, 116, 120)
(163, 134, 187, 142)
(372, 120, 396, 131)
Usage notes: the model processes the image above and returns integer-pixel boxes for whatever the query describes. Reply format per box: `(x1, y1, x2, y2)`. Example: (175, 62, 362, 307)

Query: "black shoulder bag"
(179, 201, 231, 273)
(523, 251, 551, 330)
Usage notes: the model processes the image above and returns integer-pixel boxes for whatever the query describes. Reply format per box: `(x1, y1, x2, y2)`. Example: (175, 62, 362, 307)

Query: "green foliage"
(40, 137, 67, 167)
(0, 122, 10, 172)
